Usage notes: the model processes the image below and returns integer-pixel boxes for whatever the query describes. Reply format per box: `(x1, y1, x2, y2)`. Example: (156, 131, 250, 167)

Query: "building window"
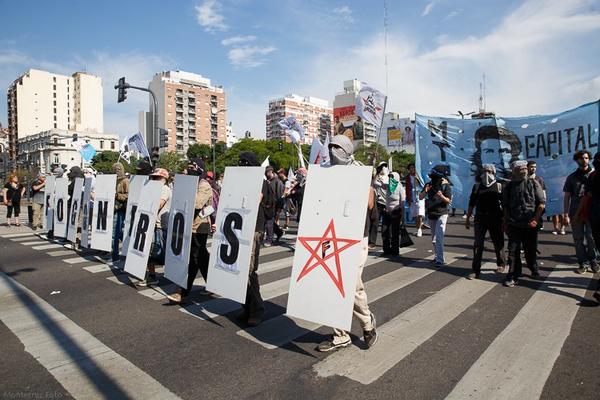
(53, 93, 56, 98)
(54, 153, 60, 164)
(110, 141, 115, 149)
(54, 116, 57, 121)
(53, 100, 56, 106)
(54, 108, 57, 114)
(53, 77, 56, 82)
(100, 140, 104, 149)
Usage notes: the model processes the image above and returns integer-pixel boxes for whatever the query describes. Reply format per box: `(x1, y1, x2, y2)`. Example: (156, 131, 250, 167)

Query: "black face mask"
(593, 160, 600, 170)
(187, 167, 203, 176)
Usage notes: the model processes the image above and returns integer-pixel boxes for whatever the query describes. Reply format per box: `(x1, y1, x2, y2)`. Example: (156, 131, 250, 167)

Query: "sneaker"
(467, 272, 479, 280)
(416, 228, 423, 237)
(317, 337, 351, 352)
(462, 214, 467, 219)
(593, 291, 600, 303)
(591, 263, 600, 273)
(560, 228, 566, 235)
(552, 230, 558, 235)
(166, 292, 183, 304)
(247, 314, 263, 327)
(363, 313, 378, 349)
(531, 270, 541, 280)
(434, 261, 445, 268)
(504, 279, 517, 287)
(138, 274, 159, 287)
(263, 242, 272, 248)
(576, 265, 588, 274)
(495, 265, 506, 274)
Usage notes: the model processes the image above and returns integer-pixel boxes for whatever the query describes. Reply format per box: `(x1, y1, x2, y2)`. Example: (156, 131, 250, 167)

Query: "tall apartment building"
(6, 68, 103, 161)
(145, 70, 226, 154)
(333, 79, 377, 144)
(265, 94, 333, 143)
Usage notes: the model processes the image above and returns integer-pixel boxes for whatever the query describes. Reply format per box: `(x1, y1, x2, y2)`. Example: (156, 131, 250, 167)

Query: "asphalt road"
(1, 217, 599, 400)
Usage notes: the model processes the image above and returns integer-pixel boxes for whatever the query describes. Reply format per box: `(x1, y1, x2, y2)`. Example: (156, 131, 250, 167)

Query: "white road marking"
(32, 244, 64, 250)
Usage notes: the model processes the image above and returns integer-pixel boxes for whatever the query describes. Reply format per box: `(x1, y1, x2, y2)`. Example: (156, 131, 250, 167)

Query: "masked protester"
(167, 159, 213, 303)
(563, 150, 599, 274)
(465, 164, 506, 279)
(502, 160, 545, 287)
(111, 162, 130, 261)
(419, 165, 452, 267)
(583, 152, 600, 302)
(317, 134, 378, 352)
(370, 162, 389, 249)
(405, 163, 426, 237)
(383, 171, 405, 256)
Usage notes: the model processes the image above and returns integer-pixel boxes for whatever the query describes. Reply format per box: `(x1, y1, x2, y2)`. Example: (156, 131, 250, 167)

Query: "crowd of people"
(3, 137, 600, 353)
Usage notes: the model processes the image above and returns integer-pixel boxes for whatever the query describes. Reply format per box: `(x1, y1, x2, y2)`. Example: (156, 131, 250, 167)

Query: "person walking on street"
(563, 150, 599, 274)
(420, 166, 452, 267)
(264, 166, 284, 246)
(371, 162, 389, 249)
(502, 160, 545, 287)
(383, 171, 405, 256)
(317, 134, 378, 352)
(465, 164, 506, 279)
(582, 152, 600, 302)
(405, 163, 426, 237)
(3, 174, 25, 227)
(112, 162, 130, 261)
(30, 174, 46, 230)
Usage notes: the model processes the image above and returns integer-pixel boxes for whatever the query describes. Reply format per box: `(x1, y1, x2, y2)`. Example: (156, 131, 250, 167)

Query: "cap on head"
(329, 134, 354, 157)
(376, 161, 388, 174)
(136, 160, 153, 175)
(150, 168, 169, 180)
(482, 163, 496, 174)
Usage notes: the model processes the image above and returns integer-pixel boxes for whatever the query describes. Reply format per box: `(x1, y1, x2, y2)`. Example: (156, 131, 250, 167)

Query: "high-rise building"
(265, 94, 332, 143)
(333, 79, 377, 144)
(145, 70, 227, 154)
(6, 68, 103, 161)
(226, 122, 238, 148)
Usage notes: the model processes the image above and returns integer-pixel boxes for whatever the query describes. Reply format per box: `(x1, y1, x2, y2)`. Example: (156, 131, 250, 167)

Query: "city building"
(380, 112, 415, 154)
(226, 122, 238, 148)
(17, 129, 119, 174)
(0, 124, 9, 179)
(143, 70, 227, 154)
(7, 68, 103, 161)
(333, 79, 377, 144)
(265, 94, 333, 143)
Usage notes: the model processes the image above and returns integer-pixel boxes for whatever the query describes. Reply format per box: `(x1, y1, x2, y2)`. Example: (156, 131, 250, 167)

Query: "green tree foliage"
(390, 150, 416, 176)
(90, 151, 137, 174)
(158, 151, 186, 173)
(353, 143, 390, 167)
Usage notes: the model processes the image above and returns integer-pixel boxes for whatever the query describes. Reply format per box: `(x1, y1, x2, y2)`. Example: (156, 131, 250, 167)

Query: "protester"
(264, 166, 283, 246)
(465, 164, 506, 279)
(383, 171, 404, 256)
(67, 166, 84, 200)
(276, 168, 288, 229)
(502, 160, 545, 287)
(371, 162, 389, 249)
(289, 168, 306, 223)
(135, 160, 153, 175)
(167, 159, 213, 304)
(420, 166, 452, 267)
(30, 174, 46, 230)
(317, 134, 377, 352)
(552, 215, 567, 235)
(112, 162, 130, 261)
(405, 163, 425, 237)
(138, 168, 171, 286)
(582, 152, 600, 302)
(3, 174, 25, 227)
(563, 150, 599, 274)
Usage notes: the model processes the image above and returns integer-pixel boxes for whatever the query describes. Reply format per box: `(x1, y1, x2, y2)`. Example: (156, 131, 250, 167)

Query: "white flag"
(288, 167, 294, 182)
(388, 156, 393, 172)
(309, 138, 322, 164)
(278, 116, 305, 144)
(119, 138, 131, 163)
(127, 132, 150, 159)
(319, 134, 331, 166)
(261, 155, 270, 167)
(355, 83, 386, 128)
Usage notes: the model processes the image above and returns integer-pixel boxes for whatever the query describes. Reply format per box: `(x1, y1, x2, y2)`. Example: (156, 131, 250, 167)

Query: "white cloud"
(422, 1, 438, 17)
(333, 6, 354, 23)
(444, 9, 461, 20)
(300, 0, 600, 120)
(195, 0, 227, 33)
(221, 35, 256, 46)
(228, 46, 276, 68)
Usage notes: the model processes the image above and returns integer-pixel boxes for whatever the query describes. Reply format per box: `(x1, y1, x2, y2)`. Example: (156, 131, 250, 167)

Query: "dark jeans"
(244, 232, 265, 318)
(506, 225, 539, 281)
(472, 214, 506, 273)
(182, 232, 210, 296)
(383, 208, 401, 255)
(264, 217, 284, 244)
(369, 203, 383, 245)
(6, 201, 21, 218)
(590, 216, 600, 291)
(111, 209, 126, 259)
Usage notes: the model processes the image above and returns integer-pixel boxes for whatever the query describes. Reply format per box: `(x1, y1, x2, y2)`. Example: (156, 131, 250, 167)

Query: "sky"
(1, 0, 599, 140)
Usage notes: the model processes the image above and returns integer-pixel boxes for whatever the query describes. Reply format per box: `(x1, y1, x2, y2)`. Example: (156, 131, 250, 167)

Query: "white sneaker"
(416, 228, 422, 237)
(560, 228, 566, 235)
(462, 214, 467, 219)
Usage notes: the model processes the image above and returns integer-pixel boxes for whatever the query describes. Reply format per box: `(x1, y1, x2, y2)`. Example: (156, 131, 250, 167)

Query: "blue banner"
(415, 101, 599, 216)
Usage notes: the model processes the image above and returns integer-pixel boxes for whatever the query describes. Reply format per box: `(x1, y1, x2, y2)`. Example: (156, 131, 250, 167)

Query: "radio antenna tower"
(383, 0, 389, 95)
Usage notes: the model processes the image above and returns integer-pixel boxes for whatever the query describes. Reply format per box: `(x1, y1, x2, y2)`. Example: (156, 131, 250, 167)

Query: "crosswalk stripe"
(445, 265, 590, 400)
(32, 244, 64, 250)
(137, 283, 179, 300)
(84, 264, 122, 274)
(20, 240, 48, 246)
(180, 248, 417, 322)
(237, 252, 465, 350)
(63, 257, 93, 265)
(1, 232, 36, 238)
(11, 236, 42, 242)
(0, 271, 181, 399)
(47, 250, 76, 257)
(259, 245, 295, 256)
(313, 262, 497, 384)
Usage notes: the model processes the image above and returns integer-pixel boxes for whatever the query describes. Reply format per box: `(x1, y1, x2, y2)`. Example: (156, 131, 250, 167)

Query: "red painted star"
(296, 219, 361, 298)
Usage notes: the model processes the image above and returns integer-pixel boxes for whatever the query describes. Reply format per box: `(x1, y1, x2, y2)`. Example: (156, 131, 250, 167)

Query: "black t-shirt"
(585, 171, 600, 217)
(468, 182, 503, 217)
(4, 183, 23, 202)
(424, 181, 452, 219)
(502, 178, 545, 227)
(255, 180, 270, 233)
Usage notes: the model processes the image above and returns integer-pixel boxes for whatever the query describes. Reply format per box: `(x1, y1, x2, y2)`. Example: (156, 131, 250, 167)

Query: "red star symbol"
(296, 219, 361, 298)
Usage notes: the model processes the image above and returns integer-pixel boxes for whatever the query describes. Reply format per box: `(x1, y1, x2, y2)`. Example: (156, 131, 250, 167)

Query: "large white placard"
(164, 174, 199, 288)
(66, 178, 84, 243)
(53, 178, 69, 238)
(206, 167, 264, 304)
(121, 175, 148, 256)
(123, 180, 163, 280)
(90, 175, 116, 251)
(80, 177, 93, 248)
(286, 165, 372, 331)
(43, 176, 56, 231)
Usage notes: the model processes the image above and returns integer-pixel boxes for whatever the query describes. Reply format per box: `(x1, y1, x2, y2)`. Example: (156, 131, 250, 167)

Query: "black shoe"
(593, 291, 600, 303)
(247, 314, 263, 327)
(317, 337, 351, 352)
(531, 270, 541, 279)
(363, 313, 378, 349)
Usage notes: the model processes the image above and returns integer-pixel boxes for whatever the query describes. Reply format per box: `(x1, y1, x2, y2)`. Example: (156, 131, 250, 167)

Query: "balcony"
(176, 107, 183, 112)
(176, 114, 183, 121)
(188, 108, 195, 114)
(188, 116, 195, 122)
(175, 97, 184, 105)
(188, 93, 195, 98)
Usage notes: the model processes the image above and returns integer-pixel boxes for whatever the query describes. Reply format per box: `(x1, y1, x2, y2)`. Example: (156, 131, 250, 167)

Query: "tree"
(186, 144, 211, 161)
(91, 151, 137, 174)
(354, 143, 389, 166)
(157, 151, 186, 173)
(390, 150, 416, 176)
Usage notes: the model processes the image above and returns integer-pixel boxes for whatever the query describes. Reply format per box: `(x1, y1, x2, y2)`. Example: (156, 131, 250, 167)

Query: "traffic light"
(278, 141, 283, 151)
(116, 77, 127, 103)
(159, 128, 169, 148)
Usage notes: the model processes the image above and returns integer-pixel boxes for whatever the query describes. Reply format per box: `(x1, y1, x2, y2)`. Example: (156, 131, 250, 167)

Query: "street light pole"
(210, 107, 227, 175)
(114, 80, 160, 151)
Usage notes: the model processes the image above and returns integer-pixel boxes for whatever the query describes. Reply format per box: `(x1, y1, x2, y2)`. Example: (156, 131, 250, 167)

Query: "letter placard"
(121, 175, 148, 255)
(206, 167, 264, 303)
(66, 178, 84, 243)
(80, 177, 93, 248)
(90, 175, 116, 251)
(165, 174, 199, 288)
(53, 178, 69, 238)
(124, 180, 163, 280)
(43, 176, 56, 232)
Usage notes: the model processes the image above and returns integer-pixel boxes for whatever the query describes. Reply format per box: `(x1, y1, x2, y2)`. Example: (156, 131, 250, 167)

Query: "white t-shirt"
(156, 184, 172, 229)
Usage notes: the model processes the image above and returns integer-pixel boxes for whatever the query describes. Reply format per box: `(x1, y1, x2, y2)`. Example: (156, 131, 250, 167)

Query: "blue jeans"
(571, 219, 598, 267)
(112, 209, 126, 260)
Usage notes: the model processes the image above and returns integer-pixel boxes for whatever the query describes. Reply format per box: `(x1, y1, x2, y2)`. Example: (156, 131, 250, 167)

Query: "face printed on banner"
(480, 139, 514, 178)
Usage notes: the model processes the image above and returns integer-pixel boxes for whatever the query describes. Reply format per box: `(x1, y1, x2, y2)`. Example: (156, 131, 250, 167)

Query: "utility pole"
(114, 77, 161, 152)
